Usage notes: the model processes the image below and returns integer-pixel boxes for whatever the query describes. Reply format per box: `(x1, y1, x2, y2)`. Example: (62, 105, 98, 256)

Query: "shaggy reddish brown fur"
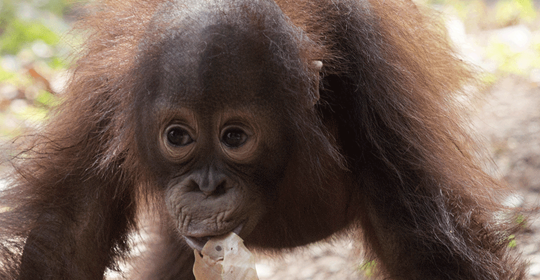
(0, 0, 527, 279)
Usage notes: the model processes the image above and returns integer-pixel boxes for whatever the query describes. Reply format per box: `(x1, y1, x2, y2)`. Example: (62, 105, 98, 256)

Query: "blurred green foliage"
(0, 0, 71, 138)
(0, 0, 72, 66)
(0, 19, 60, 55)
(495, 0, 537, 24)
(426, 0, 538, 26)
(0, 66, 14, 81)
(486, 38, 540, 75)
(423, 0, 540, 77)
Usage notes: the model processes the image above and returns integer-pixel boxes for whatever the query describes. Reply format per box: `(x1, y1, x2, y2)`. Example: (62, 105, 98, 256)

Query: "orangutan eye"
(221, 128, 248, 148)
(166, 125, 194, 147)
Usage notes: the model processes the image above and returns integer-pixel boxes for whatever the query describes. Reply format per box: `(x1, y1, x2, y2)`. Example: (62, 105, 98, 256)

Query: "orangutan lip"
(183, 223, 244, 252)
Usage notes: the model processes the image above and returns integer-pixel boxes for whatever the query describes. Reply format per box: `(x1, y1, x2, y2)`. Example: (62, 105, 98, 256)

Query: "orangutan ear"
(310, 60, 323, 106)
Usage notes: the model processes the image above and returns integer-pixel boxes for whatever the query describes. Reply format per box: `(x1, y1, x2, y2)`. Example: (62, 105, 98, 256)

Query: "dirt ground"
(475, 77, 540, 279)
(250, 76, 540, 280)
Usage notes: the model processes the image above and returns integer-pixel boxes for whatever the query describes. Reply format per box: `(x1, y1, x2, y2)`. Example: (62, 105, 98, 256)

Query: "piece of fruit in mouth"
(184, 223, 244, 252)
(193, 232, 259, 280)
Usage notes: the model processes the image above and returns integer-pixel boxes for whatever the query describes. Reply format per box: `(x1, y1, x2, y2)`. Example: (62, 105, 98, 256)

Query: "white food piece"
(193, 232, 259, 280)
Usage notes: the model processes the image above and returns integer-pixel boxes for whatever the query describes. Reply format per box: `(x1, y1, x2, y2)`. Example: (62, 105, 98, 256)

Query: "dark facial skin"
(135, 21, 299, 251)
(159, 106, 288, 251)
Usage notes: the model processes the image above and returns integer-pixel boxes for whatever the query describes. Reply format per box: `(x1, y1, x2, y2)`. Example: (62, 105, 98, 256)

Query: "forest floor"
(251, 76, 540, 280)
